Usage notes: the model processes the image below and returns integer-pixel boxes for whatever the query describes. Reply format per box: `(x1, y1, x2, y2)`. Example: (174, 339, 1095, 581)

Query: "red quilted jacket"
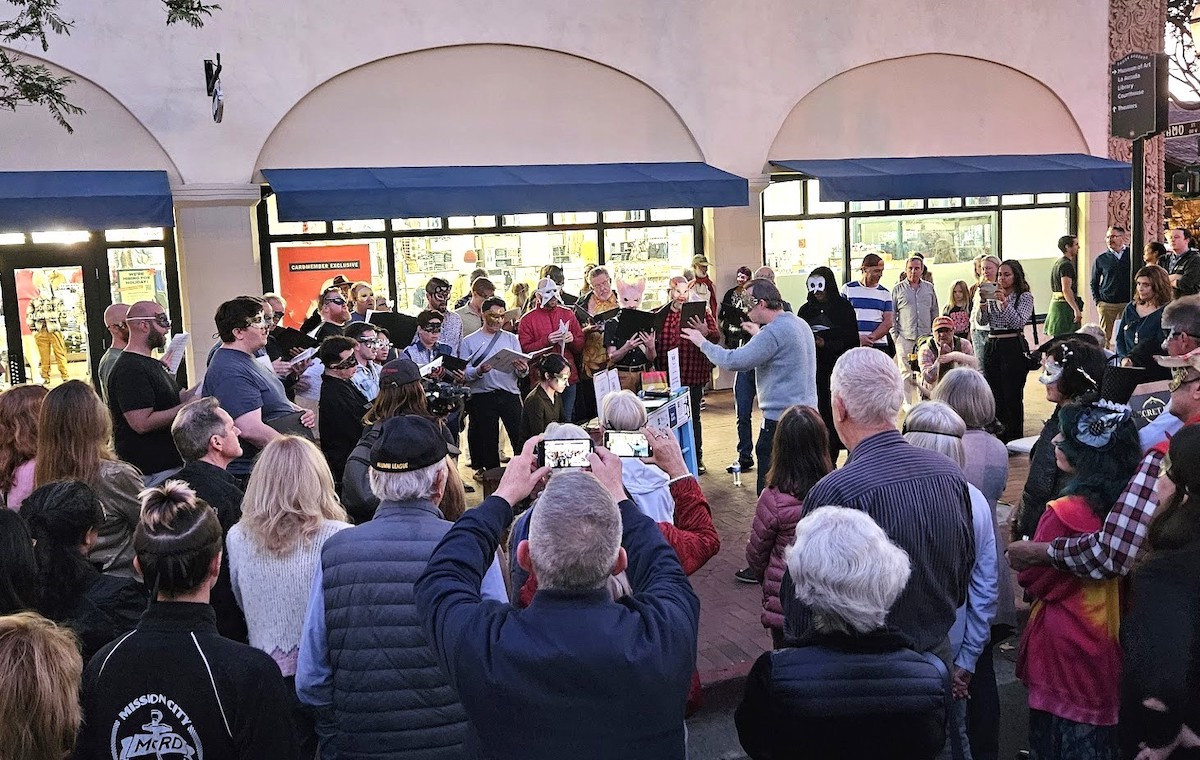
(745, 487, 806, 632)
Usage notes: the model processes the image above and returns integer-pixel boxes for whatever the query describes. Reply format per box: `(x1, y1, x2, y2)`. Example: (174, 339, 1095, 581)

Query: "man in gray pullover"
(682, 278, 817, 493)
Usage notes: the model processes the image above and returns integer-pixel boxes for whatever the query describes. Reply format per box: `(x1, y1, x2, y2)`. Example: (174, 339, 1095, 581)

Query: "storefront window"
(761, 177, 1075, 315)
(269, 238, 388, 329)
(649, 208, 695, 221)
(603, 210, 647, 224)
(552, 212, 597, 225)
(806, 181, 845, 215)
(447, 216, 496, 229)
(1001, 207, 1071, 308)
(332, 219, 386, 233)
(0, 233, 24, 245)
(603, 226, 694, 309)
(105, 228, 165, 243)
(394, 231, 600, 315)
(392, 217, 442, 231)
(30, 230, 90, 245)
(266, 195, 327, 235)
(501, 213, 549, 227)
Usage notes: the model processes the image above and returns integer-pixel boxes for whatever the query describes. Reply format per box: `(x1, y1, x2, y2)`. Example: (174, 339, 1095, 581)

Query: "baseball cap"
(370, 415, 459, 472)
(932, 316, 954, 332)
(692, 255, 710, 267)
(379, 357, 421, 387)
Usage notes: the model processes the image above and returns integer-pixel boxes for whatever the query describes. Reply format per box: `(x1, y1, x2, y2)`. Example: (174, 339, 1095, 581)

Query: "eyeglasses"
(126, 314, 171, 328)
(420, 323, 443, 333)
(1166, 326, 1200, 343)
(329, 355, 358, 370)
(270, 311, 285, 323)
(1169, 367, 1200, 393)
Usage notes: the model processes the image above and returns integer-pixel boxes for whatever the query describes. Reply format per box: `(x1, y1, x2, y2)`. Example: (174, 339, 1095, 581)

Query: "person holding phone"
(600, 390, 673, 522)
(977, 260, 1036, 442)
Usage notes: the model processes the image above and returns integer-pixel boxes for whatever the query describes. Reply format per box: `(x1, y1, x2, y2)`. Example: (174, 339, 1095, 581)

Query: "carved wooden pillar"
(1109, 0, 1167, 244)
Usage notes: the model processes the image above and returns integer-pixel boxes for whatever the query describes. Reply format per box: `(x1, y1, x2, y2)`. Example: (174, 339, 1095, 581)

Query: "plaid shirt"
(655, 307, 718, 386)
(1047, 449, 1163, 579)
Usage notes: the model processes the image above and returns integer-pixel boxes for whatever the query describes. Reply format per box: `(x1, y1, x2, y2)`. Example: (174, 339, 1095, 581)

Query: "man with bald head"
(97, 303, 130, 402)
(107, 300, 196, 481)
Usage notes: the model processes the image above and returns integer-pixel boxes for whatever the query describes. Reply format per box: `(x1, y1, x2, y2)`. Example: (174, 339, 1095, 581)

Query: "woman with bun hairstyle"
(520, 353, 569, 444)
(0, 383, 47, 510)
(34, 380, 143, 578)
(22, 481, 145, 661)
(74, 481, 297, 760)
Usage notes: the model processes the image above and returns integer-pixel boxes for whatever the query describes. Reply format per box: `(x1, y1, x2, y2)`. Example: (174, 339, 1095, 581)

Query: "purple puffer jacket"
(745, 487, 805, 632)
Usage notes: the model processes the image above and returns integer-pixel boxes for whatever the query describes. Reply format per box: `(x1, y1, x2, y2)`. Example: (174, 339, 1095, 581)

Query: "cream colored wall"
(0, 0, 1115, 378)
(0, 54, 180, 180)
(255, 45, 703, 171)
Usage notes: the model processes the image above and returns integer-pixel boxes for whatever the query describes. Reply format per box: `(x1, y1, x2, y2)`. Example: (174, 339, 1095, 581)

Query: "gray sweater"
(698, 311, 817, 421)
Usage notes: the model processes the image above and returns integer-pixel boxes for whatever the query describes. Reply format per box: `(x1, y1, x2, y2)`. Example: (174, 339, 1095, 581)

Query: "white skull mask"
(807, 276, 826, 295)
(536, 279, 560, 308)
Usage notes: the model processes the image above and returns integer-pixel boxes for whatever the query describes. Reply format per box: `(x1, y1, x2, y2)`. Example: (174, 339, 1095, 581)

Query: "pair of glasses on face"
(127, 314, 171, 328)
(329, 356, 358, 370)
(420, 323, 443, 333)
(1166, 326, 1200, 343)
(1169, 367, 1200, 393)
(270, 311, 285, 323)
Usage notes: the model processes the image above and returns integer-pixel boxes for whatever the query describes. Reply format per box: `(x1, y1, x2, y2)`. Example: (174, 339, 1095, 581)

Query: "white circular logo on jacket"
(111, 695, 202, 759)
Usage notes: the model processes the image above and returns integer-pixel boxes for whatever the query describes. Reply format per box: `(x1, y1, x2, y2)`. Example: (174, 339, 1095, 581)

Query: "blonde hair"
(239, 437, 347, 556)
(600, 390, 647, 432)
(0, 612, 82, 760)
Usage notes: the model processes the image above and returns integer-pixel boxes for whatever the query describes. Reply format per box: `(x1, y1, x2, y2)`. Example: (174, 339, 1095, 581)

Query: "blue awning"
(769, 154, 1132, 202)
(262, 162, 749, 221)
(0, 170, 174, 231)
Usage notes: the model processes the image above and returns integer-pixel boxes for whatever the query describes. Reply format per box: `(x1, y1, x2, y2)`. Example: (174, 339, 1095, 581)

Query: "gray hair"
(600, 391, 647, 432)
(528, 471, 621, 591)
(369, 459, 445, 502)
(1077, 323, 1106, 347)
(753, 266, 776, 282)
(785, 506, 911, 634)
(746, 278, 784, 310)
(1164, 295, 1200, 335)
(588, 266, 610, 283)
(543, 422, 591, 441)
(830, 348, 903, 426)
(931, 368, 995, 430)
(902, 401, 966, 468)
(171, 397, 226, 462)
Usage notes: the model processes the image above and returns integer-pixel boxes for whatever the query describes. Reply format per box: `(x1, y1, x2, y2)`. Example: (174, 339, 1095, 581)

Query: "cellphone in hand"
(603, 430, 652, 458)
(536, 439, 594, 469)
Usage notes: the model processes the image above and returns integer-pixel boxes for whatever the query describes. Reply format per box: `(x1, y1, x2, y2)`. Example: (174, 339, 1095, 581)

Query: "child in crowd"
(944, 279, 972, 339)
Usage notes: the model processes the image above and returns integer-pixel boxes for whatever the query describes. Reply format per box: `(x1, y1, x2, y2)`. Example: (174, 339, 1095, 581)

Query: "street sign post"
(1111, 53, 1168, 139)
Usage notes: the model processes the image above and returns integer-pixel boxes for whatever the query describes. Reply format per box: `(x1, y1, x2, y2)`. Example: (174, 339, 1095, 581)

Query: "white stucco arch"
(0, 48, 181, 182)
(767, 53, 1091, 165)
(253, 44, 704, 178)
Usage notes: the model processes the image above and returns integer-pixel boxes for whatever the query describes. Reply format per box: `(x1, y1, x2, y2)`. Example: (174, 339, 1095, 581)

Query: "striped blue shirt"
(842, 281, 894, 346)
(781, 430, 975, 653)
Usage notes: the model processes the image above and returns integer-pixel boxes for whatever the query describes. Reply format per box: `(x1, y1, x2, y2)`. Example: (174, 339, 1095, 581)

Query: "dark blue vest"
(321, 498, 468, 759)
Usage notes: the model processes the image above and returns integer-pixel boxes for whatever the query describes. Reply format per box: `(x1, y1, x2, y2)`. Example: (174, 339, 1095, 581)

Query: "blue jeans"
(735, 369, 756, 463)
(755, 417, 778, 494)
(561, 383, 577, 424)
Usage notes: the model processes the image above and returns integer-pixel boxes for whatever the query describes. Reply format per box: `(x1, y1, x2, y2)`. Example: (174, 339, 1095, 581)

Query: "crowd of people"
(0, 230, 1199, 759)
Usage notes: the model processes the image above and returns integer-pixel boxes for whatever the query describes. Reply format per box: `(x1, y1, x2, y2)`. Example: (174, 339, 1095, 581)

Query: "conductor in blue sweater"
(415, 434, 700, 760)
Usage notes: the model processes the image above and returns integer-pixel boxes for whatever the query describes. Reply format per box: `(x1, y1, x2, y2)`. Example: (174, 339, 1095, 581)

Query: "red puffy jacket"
(745, 487, 806, 632)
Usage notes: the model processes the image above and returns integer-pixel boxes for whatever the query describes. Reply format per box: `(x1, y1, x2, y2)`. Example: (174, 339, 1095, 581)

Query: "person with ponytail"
(22, 481, 145, 661)
(74, 481, 297, 760)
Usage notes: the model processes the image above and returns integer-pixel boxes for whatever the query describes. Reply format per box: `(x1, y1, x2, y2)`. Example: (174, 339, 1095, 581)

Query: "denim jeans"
(561, 383, 577, 424)
(734, 369, 756, 463)
(755, 417, 778, 494)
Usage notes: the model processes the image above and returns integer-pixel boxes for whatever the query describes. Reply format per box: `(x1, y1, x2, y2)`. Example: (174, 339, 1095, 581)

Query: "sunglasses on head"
(329, 355, 358, 370)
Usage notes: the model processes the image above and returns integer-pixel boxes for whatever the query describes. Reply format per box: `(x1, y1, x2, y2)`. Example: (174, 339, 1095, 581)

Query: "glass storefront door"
(15, 265, 93, 386)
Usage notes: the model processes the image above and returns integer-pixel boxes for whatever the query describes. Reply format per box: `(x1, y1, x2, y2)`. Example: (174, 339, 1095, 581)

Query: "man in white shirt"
(459, 297, 530, 474)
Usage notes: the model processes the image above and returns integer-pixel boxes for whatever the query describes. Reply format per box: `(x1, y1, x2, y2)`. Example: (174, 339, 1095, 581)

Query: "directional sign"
(1111, 52, 1169, 139)
(1165, 120, 1200, 139)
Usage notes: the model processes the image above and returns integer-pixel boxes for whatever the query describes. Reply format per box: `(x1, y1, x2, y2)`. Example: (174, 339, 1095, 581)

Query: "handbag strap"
(467, 330, 505, 368)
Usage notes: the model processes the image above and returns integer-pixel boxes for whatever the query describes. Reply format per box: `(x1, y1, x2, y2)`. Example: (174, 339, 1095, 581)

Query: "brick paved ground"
(457, 369, 1055, 690)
